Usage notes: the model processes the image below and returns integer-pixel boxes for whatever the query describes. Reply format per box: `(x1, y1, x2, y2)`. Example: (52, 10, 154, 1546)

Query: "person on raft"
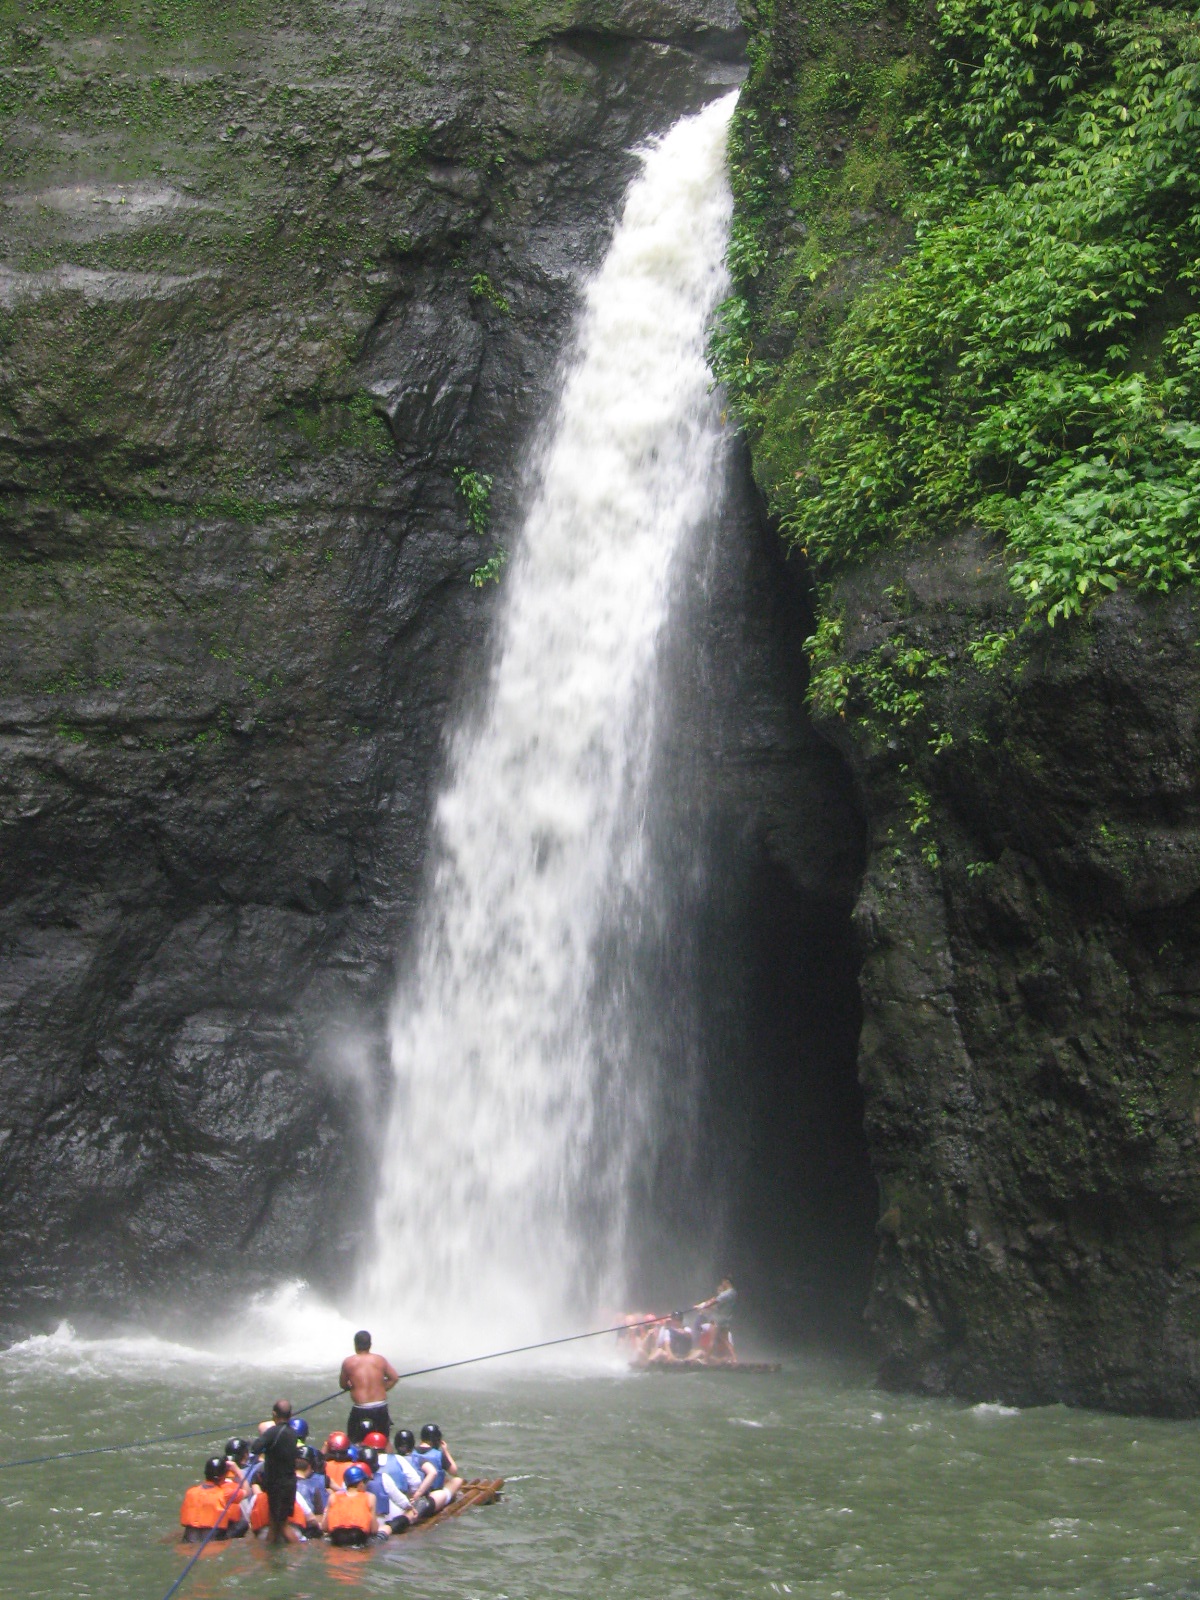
(249, 1398, 303, 1544)
(414, 1421, 463, 1504)
(223, 1437, 252, 1487)
(339, 1328, 400, 1444)
(178, 1456, 249, 1542)
(320, 1463, 387, 1545)
(323, 1431, 354, 1488)
(380, 1427, 426, 1529)
(294, 1446, 328, 1533)
(647, 1312, 697, 1364)
(696, 1278, 737, 1363)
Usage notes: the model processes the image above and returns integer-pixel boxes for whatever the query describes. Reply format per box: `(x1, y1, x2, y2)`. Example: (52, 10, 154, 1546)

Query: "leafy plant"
(470, 548, 509, 587)
(470, 272, 511, 314)
(730, 0, 1200, 642)
(967, 629, 1016, 669)
(453, 467, 493, 535)
(908, 783, 941, 869)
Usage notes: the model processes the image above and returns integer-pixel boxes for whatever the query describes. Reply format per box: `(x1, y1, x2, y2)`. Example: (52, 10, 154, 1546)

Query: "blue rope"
(1, 1313, 686, 1474)
(160, 1458, 261, 1600)
(152, 1315, 685, 1600)
(0, 1386, 347, 1471)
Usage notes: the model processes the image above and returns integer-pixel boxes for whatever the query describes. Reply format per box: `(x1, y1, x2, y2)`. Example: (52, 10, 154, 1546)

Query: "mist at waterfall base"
(4, 85, 877, 1377)
(364, 90, 745, 1353)
(6, 90, 1194, 1600)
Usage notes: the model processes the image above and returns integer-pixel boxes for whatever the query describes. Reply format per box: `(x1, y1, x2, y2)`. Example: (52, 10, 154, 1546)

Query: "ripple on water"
(3, 1358, 1200, 1599)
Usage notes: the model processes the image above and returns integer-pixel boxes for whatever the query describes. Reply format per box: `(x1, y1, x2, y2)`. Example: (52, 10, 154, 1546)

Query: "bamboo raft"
(405, 1478, 504, 1534)
(632, 1361, 782, 1375)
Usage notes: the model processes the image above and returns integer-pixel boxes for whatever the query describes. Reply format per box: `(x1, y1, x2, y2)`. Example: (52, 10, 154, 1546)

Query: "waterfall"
(367, 91, 738, 1350)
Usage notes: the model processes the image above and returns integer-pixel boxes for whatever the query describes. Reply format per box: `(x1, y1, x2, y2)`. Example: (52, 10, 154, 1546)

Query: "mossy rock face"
(0, 0, 743, 1330)
(833, 534, 1200, 1412)
(730, 0, 1200, 1411)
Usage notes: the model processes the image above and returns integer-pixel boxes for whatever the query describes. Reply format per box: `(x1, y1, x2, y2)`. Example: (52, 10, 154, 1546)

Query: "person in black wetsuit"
(251, 1398, 302, 1544)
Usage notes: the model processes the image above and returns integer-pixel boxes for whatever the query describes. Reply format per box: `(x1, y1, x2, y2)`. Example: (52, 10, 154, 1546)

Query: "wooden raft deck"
(405, 1478, 504, 1534)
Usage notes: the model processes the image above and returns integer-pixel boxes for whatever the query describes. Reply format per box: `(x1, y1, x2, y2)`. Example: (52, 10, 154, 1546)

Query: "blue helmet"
(288, 1417, 309, 1439)
(343, 1464, 367, 1488)
(345, 1444, 362, 1462)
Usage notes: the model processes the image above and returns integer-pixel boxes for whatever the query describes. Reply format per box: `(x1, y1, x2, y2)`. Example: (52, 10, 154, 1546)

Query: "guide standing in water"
(251, 1398, 302, 1544)
(340, 1329, 400, 1443)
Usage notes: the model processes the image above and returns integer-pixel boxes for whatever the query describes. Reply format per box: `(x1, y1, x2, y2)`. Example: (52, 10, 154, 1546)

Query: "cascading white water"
(367, 91, 738, 1351)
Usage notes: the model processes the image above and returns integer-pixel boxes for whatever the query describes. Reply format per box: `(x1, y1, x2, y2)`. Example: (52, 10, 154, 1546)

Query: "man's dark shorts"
(347, 1405, 391, 1444)
(267, 1481, 297, 1523)
(329, 1526, 370, 1547)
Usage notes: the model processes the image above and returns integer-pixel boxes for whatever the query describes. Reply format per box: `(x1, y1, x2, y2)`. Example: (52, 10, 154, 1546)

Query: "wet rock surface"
(828, 534, 1200, 1413)
(726, 0, 1200, 1412)
(635, 452, 874, 1340)
(0, 0, 751, 1333)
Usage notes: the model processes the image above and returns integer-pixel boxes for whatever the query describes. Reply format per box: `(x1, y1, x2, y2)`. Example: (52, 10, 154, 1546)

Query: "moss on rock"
(728, 0, 1200, 1410)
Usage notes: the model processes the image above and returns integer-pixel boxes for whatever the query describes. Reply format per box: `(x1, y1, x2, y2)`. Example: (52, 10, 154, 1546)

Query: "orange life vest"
(180, 1483, 238, 1529)
(248, 1487, 306, 1531)
(325, 1488, 374, 1534)
(325, 1460, 352, 1489)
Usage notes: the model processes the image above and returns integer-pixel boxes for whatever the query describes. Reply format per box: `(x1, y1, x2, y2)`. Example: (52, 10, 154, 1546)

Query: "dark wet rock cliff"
(731, 0, 1200, 1413)
(839, 539, 1200, 1413)
(0, 0, 756, 1334)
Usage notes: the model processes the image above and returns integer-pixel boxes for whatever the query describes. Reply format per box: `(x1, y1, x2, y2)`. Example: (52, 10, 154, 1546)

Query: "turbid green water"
(3, 1327, 1199, 1600)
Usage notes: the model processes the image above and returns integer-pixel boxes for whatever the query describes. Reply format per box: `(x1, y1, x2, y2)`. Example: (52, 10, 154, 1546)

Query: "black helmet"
(204, 1457, 225, 1483)
(394, 1428, 415, 1454)
(225, 1437, 249, 1464)
(360, 1446, 379, 1472)
(419, 1423, 441, 1446)
(298, 1444, 319, 1468)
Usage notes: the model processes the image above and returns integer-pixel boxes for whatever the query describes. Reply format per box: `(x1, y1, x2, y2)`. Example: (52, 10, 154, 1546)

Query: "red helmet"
(325, 1432, 349, 1457)
(362, 1431, 388, 1450)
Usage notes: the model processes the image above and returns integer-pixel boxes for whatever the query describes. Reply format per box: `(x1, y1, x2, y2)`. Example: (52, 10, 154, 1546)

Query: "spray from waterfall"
(367, 91, 738, 1352)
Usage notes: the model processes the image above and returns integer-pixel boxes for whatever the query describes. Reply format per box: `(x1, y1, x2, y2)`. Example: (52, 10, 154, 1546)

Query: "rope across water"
(0, 1386, 348, 1472)
(0, 1312, 688, 1600)
(0, 1312, 679, 1473)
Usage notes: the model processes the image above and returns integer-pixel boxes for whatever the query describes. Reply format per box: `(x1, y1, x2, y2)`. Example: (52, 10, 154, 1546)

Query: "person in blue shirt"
(380, 1428, 426, 1525)
(293, 1446, 327, 1535)
(358, 1446, 398, 1524)
(415, 1422, 462, 1508)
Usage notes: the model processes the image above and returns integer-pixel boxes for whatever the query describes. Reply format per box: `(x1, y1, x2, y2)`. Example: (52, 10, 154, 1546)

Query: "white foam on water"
(971, 1402, 1022, 1418)
(0, 1321, 214, 1378)
(0, 1284, 635, 1383)
(0, 1284, 354, 1380)
(365, 91, 739, 1353)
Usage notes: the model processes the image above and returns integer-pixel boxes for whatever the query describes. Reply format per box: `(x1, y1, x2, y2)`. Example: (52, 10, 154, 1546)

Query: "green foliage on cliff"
(454, 467, 494, 535)
(719, 0, 1200, 626)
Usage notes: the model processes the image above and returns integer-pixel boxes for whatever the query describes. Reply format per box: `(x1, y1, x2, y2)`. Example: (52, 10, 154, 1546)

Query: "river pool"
(2, 1328, 1198, 1600)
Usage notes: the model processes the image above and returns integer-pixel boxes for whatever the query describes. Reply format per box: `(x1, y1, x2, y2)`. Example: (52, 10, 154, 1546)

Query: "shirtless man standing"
(339, 1329, 400, 1444)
